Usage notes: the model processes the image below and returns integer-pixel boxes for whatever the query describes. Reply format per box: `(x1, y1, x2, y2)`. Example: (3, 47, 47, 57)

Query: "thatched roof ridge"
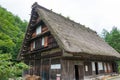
(32, 3, 120, 58)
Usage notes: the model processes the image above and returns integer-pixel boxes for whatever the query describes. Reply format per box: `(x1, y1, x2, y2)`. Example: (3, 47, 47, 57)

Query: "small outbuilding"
(18, 2, 120, 80)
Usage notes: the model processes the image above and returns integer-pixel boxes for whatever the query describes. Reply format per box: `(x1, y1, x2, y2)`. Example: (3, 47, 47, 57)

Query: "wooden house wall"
(84, 62, 92, 76)
(23, 56, 117, 80)
(24, 57, 61, 80)
(60, 59, 117, 80)
(61, 59, 84, 80)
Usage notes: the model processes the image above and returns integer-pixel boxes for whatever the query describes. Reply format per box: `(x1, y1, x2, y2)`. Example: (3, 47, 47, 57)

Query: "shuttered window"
(36, 25, 41, 35)
(33, 41, 35, 49)
(31, 41, 35, 51)
(42, 36, 48, 47)
(30, 42, 33, 51)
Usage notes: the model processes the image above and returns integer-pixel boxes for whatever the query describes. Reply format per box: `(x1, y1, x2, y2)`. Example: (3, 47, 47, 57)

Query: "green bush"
(0, 54, 28, 80)
(116, 60, 120, 73)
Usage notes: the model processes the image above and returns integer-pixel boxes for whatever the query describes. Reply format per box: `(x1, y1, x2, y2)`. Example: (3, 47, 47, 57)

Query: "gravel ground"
(107, 76, 120, 80)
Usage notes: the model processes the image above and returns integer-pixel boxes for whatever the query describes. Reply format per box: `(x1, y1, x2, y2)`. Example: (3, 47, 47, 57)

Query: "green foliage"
(102, 27, 120, 73)
(102, 27, 120, 53)
(0, 6, 29, 79)
(0, 32, 15, 53)
(0, 54, 28, 80)
(116, 61, 120, 73)
(0, 6, 28, 59)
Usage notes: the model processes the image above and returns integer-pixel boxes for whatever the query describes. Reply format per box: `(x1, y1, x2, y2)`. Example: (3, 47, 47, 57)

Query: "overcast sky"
(0, 0, 120, 34)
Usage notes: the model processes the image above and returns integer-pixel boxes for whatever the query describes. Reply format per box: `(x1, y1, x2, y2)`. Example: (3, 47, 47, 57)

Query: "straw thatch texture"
(34, 4, 120, 58)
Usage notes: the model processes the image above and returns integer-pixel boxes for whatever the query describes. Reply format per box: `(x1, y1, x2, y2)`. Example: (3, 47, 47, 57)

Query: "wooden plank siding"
(84, 62, 92, 76)
(61, 59, 84, 80)
(42, 24, 48, 33)
(29, 34, 58, 52)
(23, 57, 117, 80)
(62, 60, 74, 80)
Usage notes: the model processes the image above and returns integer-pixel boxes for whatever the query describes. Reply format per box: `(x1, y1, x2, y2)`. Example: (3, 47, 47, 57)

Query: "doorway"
(95, 62, 98, 75)
(74, 65, 84, 80)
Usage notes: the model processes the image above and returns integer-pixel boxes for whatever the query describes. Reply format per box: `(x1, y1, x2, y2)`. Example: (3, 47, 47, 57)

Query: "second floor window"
(33, 41, 35, 49)
(30, 36, 48, 51)
(36, 25, 41, 35)
(31, 41, 35, 51)
(42, 36, 48, 47)
(42, 37, 44, 46)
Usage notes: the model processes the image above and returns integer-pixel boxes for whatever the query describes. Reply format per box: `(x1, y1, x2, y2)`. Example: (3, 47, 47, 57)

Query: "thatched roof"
(31, 3, 120, 58)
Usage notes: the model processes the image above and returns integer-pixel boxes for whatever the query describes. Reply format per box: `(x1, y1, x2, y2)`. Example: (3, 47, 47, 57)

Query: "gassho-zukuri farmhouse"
(18, 2, 120, 80)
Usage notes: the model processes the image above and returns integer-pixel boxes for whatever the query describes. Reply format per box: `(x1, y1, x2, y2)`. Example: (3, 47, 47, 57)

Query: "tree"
(0, 6, 28, 79)
(102, 27, 120, 72)
(0, 6, 28, 59)
(0, 54, 28, 80)
(102, 27, 120, 53)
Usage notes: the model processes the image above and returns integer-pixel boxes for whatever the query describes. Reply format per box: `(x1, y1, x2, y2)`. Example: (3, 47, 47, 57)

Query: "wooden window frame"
(33, 41, 35, 49)
(31, 41, 35, 51)
(41, 36, 48, 47)
(42, 37, 44, 46)
(98, 62, 103, 70)
(36, 25, 42, 35)
(92, 62, 95, 71)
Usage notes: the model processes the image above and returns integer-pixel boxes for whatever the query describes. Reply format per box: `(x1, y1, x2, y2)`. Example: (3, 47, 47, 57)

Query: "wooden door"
(75, 65, 84, 80)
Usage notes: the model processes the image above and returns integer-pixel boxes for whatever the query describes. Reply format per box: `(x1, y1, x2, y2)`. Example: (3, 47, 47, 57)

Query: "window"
(92, 62, 95, 71)
(42, 37, 44, 46)
(85, 65, 88, 71)
(104, 63, 112, 73)
(36, 25, 41, 35)
(31, 41, 35, 51)
(84, 62, 92, 76)
(42, 36, 48, 47)
(98, 62, 103, 70)
(104, 63, 107, 73)
(108, 63, 111, 72)
(33, 41, 35, 49)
